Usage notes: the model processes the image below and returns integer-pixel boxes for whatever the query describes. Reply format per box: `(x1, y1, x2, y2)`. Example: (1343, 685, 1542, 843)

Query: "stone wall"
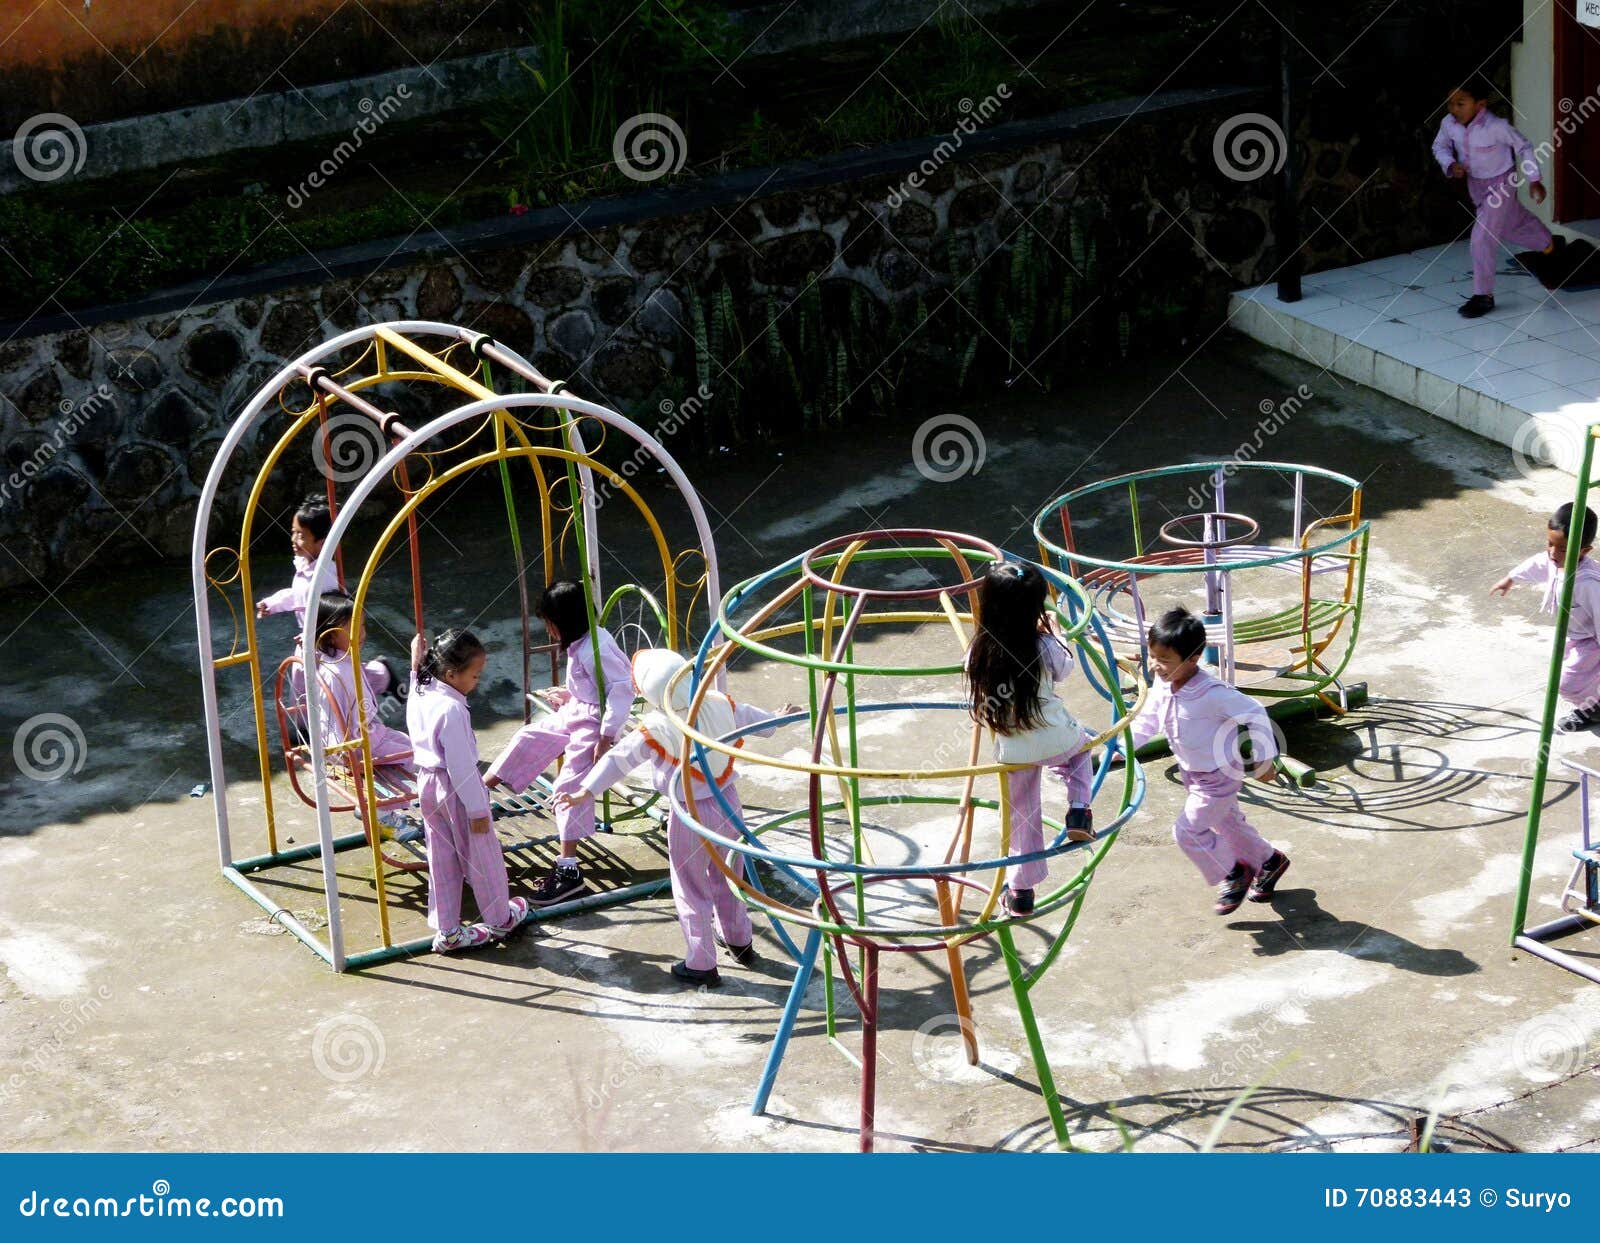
(0, 86, 1453, 590)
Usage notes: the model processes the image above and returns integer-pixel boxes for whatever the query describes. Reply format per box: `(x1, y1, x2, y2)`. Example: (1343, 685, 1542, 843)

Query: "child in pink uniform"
(556, 649, 792, 987)
(1432, 75, 1556, 319)
(311, 592, 413, 766)
(964, 562, 1096, 918)
(406, 629, 529, 953)
(1131, 607, 1290, 916)
(1491, 503, 1600, 733)
(256, 494, 398, 710)
(483, 580, 633, 905)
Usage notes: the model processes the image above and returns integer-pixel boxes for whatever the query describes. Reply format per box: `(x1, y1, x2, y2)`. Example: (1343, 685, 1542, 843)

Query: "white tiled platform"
(1228, 241, 1600, 472)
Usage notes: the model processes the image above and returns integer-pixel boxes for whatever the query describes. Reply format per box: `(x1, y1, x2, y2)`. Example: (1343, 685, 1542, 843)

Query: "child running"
(256, 493, 400, 700)
(483, 579, 633, 905)
(406, 629, 529, 953)
(1431, 74, 1557, 319)
(555, 649, 792, 987)
(964, 562, 1096, 918)
(1490, 503, 1600, 733)
(1130, 607, 1290, 915)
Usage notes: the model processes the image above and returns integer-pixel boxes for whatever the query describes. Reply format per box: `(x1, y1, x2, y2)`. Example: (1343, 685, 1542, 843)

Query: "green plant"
(489, 0, 737, 203)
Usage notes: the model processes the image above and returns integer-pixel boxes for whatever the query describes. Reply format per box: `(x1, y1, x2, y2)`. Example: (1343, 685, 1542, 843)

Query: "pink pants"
(485, 701, 600, 842)
(1006, 748, 1094, 890)
(1562, 638, 1600, 711)
(417, 768, 510, 932)
(1470, 172, 1551, 296)
(1173, 767, 1276, 886)
(671, 782, 755, 971)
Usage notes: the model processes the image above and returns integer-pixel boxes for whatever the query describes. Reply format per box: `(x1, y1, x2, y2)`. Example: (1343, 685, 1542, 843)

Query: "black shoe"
(1248, 851, 1291, 902)
(1214, 863, 1256, 916)
(716, 935, 757, 967)
(1001, 885, 1035, 917)
(529, 866, 584, 906)
(1064, 807, 1095, 842)
(1458, 294, 1495, 318)
(1559, 706, 1600, 734)
(671, 960, 721, 987)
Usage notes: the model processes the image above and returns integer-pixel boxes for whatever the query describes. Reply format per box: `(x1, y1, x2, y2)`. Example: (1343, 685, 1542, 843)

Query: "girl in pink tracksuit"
(1491, 503, 1600, 733)
(311, 592, 413, 767)
(406, 629, 528, 953)
(1130, 607, 1290, 916)
(1431, 75, 1555, 318)
(964, 562, 1096, 919)
(555, 649, 790, 987)
(482, 579, 633, 906)
(258, 493, 397, 721)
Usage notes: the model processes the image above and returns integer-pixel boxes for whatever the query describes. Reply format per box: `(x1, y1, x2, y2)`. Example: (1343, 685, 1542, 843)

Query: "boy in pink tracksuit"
(1130, 607, 1290, 916)
(406, 629, 529, 953)
(483, 580, 633, 906)
(1491, 503, 1600, 733)
(1431, 75, 1556, 318)
(556, 649, 791, 987)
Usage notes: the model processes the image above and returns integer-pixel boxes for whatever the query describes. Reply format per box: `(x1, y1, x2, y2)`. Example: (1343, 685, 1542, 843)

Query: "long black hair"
(314, 590, 356, 656)
(966, 562, 1051, 734)
(417, 628, 486, 686)
(537, 579, 591, 645)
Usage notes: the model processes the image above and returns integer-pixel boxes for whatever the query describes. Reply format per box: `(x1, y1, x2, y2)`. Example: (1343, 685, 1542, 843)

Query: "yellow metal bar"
(236, 403, 328, 855)
(343, 439, 686, 953)
(213, 651, 257, 670)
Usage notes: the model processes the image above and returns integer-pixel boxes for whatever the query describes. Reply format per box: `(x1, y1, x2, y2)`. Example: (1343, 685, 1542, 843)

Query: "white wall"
(1512, 0, 1559, 229)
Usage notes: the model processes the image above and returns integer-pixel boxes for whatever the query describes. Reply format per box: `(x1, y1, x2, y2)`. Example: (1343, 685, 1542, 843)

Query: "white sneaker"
(432, 924, 495, 953)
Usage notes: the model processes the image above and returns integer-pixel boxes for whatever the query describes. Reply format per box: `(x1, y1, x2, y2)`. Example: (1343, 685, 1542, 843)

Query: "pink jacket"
(405, 674, 490, 820)
(1509, 551, 1600, 645)
(315, 650, 409, 757)
(1432, 109, 1540, 182)
(259, 555, 340, 628)
(581, 700, 781, 799)
(561, 627, 634, 739)
(1130, 667, 1277, 774)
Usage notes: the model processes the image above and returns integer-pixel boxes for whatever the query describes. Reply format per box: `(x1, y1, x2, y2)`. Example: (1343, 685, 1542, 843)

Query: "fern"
(686, 286, 711, 399)
(957, 336, 979, 390)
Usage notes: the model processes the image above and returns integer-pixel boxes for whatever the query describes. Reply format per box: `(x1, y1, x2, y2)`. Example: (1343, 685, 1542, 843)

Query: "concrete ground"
(3, 336, 1599, 1153)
